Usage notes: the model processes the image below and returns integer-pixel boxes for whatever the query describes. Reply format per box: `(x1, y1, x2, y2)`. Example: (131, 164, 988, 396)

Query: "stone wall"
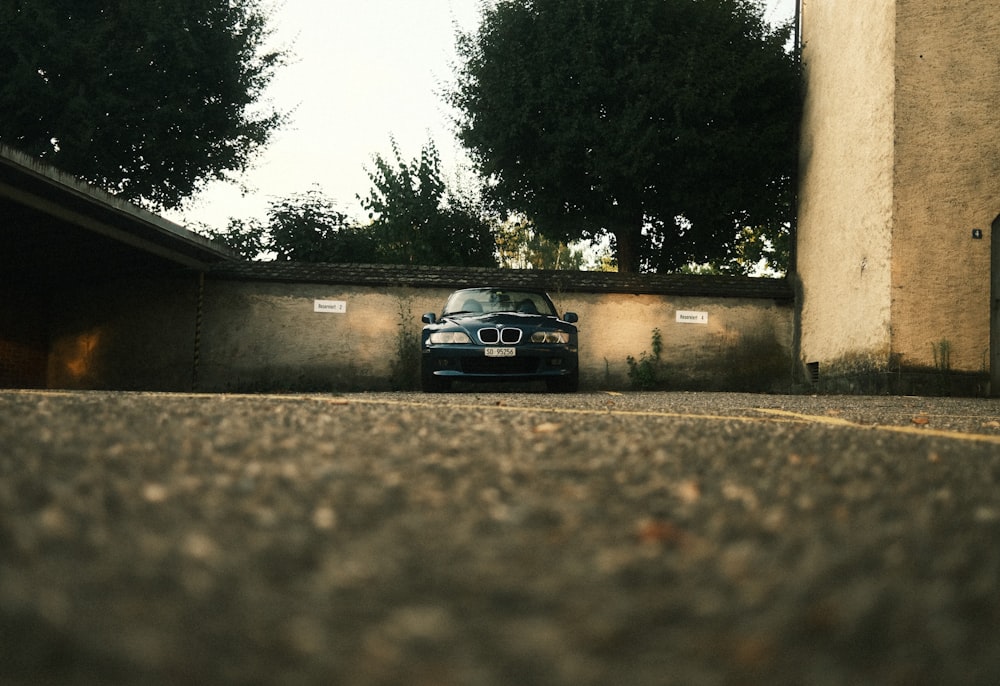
(196, 280, 445, 392)
(194, 267, 795, 393)
(0, 262, 799, 394)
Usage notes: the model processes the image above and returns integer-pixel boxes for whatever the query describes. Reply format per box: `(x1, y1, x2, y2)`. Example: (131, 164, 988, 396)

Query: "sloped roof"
(210, 261, 794, 302)
(0, 145, 235, 289)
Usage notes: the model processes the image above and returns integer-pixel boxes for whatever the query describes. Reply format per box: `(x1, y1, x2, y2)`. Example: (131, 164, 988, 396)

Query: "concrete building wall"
(196, 279, 794, 392)
(891, 0, 1000, 373)
(797, 0, 998, 386)
(796, 0, 897, 370)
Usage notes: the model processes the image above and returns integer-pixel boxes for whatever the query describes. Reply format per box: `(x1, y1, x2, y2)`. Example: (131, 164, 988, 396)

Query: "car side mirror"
(563, 312, 578, 323)
(421, 313, 437, 324)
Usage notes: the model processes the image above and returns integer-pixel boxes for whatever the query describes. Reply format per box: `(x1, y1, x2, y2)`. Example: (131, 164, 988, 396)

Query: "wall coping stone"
(208, 262, 794, 302)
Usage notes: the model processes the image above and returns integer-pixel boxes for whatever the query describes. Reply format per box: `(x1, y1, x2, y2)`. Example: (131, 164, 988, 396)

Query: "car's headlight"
(530, 330, 570, 344)
(429, 331, 472, 344)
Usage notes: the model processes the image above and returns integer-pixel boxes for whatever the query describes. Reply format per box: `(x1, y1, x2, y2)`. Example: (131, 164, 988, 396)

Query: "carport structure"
(0, 145, 235, 389)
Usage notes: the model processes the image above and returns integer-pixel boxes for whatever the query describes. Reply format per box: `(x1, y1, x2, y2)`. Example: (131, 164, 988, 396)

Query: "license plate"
(485, 347, 516, 357)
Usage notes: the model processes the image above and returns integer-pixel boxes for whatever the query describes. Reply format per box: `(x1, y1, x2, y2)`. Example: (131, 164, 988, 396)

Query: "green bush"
(626, 329, 665, 390)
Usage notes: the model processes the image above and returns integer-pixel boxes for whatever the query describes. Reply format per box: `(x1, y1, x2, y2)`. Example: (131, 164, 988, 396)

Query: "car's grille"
(461, 357, 539, 374)
(478, 327, 522, 344)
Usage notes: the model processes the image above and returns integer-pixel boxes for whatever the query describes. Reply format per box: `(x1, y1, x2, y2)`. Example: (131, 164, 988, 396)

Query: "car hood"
(439, 312, 574, 332)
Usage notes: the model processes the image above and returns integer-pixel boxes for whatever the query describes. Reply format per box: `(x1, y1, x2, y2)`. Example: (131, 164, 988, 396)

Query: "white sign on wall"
(314, 299, 347, 314)
(675, 310, 708, 325)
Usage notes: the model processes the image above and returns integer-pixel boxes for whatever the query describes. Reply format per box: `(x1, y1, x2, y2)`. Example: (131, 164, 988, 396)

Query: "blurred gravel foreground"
(2, 389, 1000, 685)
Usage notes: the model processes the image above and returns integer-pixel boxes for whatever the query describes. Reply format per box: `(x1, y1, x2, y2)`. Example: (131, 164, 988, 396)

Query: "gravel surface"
(2, 389, 1000, 685)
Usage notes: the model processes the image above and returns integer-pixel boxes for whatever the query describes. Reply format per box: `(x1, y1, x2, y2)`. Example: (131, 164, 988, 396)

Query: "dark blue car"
(420, 288, 579, 392)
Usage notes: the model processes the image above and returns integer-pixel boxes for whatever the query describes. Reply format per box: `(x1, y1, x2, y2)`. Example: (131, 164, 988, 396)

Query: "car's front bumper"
(422, 344, 578, 381)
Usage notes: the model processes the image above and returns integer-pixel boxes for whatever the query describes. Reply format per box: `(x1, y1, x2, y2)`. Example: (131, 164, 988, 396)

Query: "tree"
(200, 140, 500, 266)
(197, 217, 269, 261)
(359, 138, 497, 267)
(450, 0, 800, 273)
(265, 190, 374, 262)
(496, 216, 586, 270)
(198, 190, 377, 262)
(0, 0, 285, 209)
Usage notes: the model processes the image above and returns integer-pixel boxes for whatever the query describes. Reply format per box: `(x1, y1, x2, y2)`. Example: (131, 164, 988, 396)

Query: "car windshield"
(443, 289, 557, 317)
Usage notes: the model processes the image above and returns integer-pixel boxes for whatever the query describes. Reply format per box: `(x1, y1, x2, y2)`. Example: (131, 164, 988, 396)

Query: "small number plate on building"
(485, 347, 516, 357)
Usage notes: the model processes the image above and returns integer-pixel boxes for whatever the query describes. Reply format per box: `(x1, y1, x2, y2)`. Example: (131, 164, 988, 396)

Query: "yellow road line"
(352, 398, 1000, 446)
(345, 396, 812, 426)
(754, 408, 1000, 446)
(8, 390, 1000, 446)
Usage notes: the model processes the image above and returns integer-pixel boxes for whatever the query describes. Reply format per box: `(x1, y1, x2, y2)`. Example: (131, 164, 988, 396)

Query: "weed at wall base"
(390, 294, 420, 391)
(626, 327, 792, 392)
(627, 328, 664, 390)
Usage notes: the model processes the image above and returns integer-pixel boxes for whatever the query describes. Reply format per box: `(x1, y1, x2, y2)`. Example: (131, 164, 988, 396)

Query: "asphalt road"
(2, 389, 1000, 685)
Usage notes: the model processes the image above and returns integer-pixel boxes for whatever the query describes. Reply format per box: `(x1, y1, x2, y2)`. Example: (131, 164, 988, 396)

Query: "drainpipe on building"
(794, 0, 802, 58)
(192, 271, 204, 392)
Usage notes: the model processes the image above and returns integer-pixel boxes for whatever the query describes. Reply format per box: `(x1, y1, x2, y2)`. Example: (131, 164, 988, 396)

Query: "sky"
(166, 0, 798, 232)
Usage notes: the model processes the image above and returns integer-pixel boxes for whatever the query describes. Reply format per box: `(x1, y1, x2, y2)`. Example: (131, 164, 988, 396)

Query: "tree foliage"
(266, 190, 369, 262)
(204, 140, 500, 267)
(0, 0, 285, 209)
(450, 0, 800, 273)
(496, 217, 586, 270)
(201, 190, 375, 262)
(358, 139, 497, 267)
(197, 217, 269, 261)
